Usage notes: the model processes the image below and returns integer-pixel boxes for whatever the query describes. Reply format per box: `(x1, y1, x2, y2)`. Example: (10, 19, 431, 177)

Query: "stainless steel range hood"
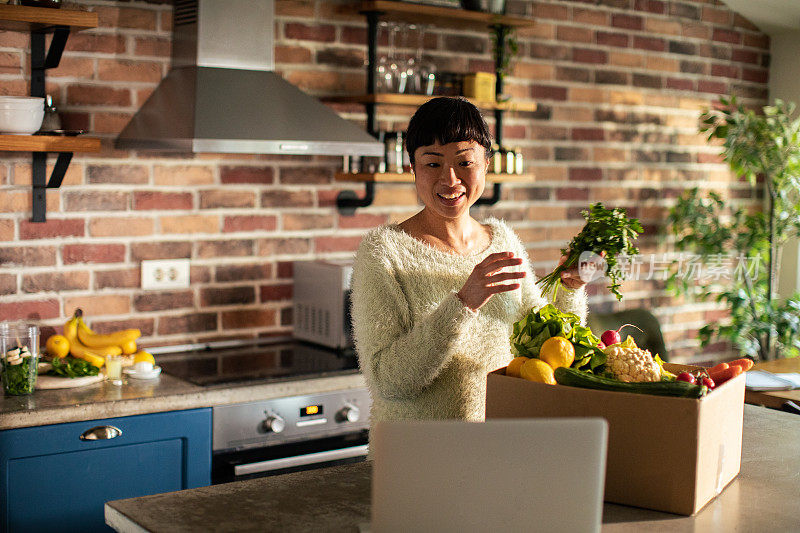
(116, 0, 383, 157)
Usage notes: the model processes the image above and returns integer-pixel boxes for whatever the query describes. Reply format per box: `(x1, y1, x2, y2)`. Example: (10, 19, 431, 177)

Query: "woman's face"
(412, 140, 488, 220)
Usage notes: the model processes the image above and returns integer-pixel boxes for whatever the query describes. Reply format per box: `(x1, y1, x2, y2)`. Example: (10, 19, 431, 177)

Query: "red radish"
(601, 330, 620, 346)
(597, 341, 606, 350)
(600, 323, 644, 347)
(701, 376, 715, 389)
(676, 372, 696, 384)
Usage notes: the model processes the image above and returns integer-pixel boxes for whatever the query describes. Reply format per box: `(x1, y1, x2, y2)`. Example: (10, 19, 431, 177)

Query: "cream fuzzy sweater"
(350, 218, 587, 424)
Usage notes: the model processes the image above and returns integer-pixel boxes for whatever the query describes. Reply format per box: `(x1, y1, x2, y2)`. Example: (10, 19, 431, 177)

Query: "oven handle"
(233, 444, 369, 476)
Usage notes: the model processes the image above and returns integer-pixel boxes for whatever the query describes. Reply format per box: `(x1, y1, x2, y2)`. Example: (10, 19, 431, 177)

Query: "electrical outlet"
(141, 259, 190, 290)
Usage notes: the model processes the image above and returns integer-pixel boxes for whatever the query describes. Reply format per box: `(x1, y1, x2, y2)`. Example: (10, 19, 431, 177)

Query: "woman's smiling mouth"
(437, 191, 465, 201)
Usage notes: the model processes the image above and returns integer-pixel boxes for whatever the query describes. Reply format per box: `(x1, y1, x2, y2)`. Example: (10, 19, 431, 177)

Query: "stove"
(157, 338, 370, 483)
(157, 338, 360, 387)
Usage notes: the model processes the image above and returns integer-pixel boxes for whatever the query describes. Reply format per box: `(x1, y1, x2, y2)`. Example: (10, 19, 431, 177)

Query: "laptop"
(368, 418, 608, 533)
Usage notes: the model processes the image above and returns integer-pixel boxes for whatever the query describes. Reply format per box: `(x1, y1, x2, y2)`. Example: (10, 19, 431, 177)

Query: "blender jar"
(1, 322, 39, 395)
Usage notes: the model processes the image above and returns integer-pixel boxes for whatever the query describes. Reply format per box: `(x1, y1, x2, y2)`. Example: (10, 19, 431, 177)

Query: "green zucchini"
(553, 367, 708, 398)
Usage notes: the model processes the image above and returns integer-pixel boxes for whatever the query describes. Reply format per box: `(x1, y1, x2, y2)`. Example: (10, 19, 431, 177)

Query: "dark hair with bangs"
(405, 97, 493, 166)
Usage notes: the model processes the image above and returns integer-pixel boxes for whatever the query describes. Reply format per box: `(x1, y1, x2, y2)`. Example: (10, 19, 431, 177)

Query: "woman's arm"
(549, 282, 588, 323)
(509, 231, 588, 324)
(350, 239, 478, 400)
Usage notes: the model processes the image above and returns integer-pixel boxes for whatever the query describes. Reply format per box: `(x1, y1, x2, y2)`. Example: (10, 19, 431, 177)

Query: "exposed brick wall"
(0, 0, 769, 362)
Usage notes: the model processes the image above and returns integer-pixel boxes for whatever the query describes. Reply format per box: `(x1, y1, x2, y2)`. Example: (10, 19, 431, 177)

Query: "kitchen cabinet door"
(0, 408, 211, 532)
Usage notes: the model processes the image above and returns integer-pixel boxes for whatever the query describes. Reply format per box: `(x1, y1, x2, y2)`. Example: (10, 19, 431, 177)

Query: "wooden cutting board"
(35, 374, 104, 390)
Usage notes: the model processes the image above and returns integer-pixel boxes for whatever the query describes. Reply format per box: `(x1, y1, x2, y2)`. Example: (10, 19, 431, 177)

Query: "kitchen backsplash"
(0, 0, 769, 362)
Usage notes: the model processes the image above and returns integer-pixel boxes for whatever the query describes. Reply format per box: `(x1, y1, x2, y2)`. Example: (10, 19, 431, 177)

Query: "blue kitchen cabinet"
(0, 408, 211, 532)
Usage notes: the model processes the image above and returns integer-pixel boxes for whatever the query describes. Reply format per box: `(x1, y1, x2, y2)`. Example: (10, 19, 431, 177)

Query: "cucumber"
(553, 367, 708, 398)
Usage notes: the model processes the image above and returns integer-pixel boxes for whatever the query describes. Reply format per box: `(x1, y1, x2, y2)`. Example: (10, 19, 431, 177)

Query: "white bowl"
(133, 361, 154, 373)
(123, 365, 162, 380)
(0, 96, 45, 108)
(0, 106, 44, 134)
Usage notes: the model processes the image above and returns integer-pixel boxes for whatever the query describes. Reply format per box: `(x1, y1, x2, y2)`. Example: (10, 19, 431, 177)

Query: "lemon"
(121, 340, 138, 355)
(520, 358, 556, 385)
(133, 351, 155, 365)
(539, 336, 575, 369)
(45, 334, 70, 358)
(506, 356, 529, 378)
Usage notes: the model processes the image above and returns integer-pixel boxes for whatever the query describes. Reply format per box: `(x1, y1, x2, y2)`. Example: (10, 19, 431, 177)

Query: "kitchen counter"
(105, 405, 800, 532)
(0, 371, 365, 430)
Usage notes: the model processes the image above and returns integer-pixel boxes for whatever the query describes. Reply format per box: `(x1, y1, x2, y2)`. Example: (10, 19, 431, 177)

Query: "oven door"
(211, 430, 369, 484)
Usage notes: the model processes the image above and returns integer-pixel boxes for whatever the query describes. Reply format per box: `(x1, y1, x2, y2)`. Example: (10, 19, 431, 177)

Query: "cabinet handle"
(80, 425, 122, 441)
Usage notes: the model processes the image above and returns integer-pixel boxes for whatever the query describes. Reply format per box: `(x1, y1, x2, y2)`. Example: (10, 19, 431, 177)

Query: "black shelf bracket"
(31, 152, 73, 223)
(363, 10, 381, 137)
(472, 106, 505, 206)
(474, 24, 510, 208)
(337, 10, 382, 215)
(31, 27, 71, 96)
(474, 182, 502, 207)
(336, 181, 376, 216)
(29, 26, 73, 223)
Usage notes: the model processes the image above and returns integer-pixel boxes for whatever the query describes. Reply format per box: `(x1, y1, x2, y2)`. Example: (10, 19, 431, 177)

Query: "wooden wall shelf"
(0, 4, 99, 222)
(334, 1, 536, 213)
(324, 94, 537, 113)
(0, 135, 101, 153)
(345, 1, 535, 28)
(0, 4, 97, 32)
(335, 172, 534, 183)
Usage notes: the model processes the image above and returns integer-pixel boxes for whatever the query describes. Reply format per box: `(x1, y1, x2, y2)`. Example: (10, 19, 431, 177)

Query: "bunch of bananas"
(62, 309, 141, 368)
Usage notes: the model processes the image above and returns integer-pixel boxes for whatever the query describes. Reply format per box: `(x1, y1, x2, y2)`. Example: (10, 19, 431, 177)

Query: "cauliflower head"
(603, 343, 661, 382)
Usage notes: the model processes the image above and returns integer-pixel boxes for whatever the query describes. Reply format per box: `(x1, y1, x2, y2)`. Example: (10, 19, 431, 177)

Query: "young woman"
(350, 97, 587, 424)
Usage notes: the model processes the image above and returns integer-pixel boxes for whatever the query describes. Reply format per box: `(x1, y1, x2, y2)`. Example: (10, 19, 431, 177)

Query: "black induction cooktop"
(158, 339, 359, 387)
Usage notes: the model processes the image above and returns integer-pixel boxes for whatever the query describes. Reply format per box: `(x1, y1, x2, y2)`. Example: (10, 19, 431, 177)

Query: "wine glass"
(375, 21, 391, 93)
(404, 24, 421, 94)
(417, 25, 436, 96)
(388, 23, 406, 93)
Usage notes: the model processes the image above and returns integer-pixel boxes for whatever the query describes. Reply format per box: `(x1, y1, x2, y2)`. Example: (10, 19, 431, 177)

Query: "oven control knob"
(263, 414, 286, 433)
(338, 404, 360, 423)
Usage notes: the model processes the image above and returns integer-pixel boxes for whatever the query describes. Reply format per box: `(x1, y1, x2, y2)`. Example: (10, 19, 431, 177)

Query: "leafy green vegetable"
(2, 355, 37, 395)
(510, 304, 607, 373)
(48, 356, 100, 378)
(537, 203, 643, 301)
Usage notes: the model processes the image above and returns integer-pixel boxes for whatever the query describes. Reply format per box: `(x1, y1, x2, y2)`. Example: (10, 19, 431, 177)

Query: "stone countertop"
(105, 405, 800, 532)
(0, 371, 366, 430)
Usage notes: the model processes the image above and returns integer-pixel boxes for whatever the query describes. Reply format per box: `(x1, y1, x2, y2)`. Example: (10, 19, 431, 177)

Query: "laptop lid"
(370, 418, 608, 533)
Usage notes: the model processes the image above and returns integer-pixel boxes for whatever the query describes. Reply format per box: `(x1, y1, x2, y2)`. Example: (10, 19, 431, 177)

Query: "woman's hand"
(558, 251, 605, 290)
(456, 252, 526, 311)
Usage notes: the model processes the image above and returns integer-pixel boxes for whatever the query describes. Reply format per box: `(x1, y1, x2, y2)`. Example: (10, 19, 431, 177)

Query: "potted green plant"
(666, 96, 800, 361)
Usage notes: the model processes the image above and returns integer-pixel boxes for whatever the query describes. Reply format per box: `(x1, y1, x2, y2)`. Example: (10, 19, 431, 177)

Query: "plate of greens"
(36, 356, 104, 389)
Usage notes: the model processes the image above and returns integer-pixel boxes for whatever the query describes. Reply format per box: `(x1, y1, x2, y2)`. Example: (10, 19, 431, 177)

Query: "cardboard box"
(463, 72, 496, 102)
(486, 363, 745, 515)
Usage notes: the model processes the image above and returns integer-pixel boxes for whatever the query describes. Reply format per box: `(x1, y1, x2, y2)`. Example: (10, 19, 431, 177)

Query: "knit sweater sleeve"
(494, 220, 588, 324)
(350, 231, 479, 400)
